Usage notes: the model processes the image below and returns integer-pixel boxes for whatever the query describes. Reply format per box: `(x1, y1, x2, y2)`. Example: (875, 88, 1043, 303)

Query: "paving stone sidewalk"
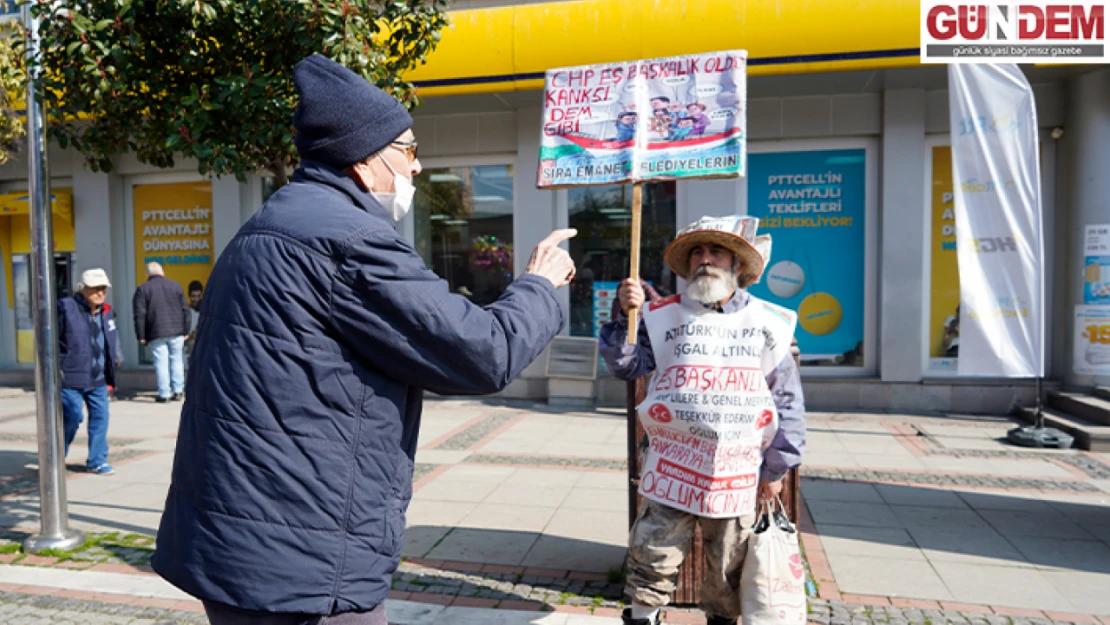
(391, 559, 625, 609)
(0, 391, 1107, 619)
(0, 587, 1098, 625)
(0, 590, 206, 624)
(804, 599, 1099, 625)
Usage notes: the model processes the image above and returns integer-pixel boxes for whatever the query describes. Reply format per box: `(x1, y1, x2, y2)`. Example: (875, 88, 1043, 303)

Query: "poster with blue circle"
(746, 149, 867, 367)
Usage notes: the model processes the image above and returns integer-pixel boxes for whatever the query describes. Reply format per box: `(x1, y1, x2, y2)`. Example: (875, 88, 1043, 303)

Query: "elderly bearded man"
(599, 216, 806, 625)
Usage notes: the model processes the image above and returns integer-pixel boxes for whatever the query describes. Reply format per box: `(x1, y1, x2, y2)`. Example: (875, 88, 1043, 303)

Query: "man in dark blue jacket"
(152, 54, 576, 624)
(58, 268, 120, 475)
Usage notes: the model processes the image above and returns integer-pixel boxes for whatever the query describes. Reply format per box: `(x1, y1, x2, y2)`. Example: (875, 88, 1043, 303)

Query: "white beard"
(686, 267, 736, 305)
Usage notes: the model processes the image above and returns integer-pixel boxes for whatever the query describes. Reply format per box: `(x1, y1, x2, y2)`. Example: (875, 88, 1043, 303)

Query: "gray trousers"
(624, 498, 755, 620)
(203, 601, 387, 625)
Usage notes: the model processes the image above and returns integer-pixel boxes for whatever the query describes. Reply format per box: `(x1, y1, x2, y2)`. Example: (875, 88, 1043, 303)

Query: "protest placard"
(537, 51, 747, 189)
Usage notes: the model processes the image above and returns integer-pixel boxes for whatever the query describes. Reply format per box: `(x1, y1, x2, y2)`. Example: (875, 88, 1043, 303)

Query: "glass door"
(13, 252, 77, 364)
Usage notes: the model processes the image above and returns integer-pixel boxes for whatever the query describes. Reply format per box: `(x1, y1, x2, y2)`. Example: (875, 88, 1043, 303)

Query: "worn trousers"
(203, 601, 387, 625)
(624, 497, 755, 620)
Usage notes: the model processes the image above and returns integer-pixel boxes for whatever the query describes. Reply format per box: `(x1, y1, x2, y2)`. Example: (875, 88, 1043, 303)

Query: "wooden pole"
(626, 182, 644, 534)
(626, 182, 643, 344)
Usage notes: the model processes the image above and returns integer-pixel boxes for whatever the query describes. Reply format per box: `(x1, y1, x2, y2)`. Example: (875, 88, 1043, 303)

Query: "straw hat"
(663, 215, 771, 288)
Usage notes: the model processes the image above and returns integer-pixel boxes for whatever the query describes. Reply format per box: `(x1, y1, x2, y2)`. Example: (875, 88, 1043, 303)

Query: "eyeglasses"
(391, 140, 419, 162)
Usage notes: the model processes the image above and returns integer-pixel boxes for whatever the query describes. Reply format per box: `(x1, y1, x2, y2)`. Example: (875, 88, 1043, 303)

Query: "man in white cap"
(57, 269, 121, 475)
(599, 215, 806, 625)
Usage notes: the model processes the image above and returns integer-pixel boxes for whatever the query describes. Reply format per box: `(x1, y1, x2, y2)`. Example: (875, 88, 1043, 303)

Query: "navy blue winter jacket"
(152, 161, 565, 616)
(57, 294, 118, 389)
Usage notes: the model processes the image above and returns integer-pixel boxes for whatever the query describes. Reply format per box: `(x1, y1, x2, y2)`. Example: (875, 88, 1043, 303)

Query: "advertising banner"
(1084, 224, 1110, 305)
(537, 51, 747, 188)
(929, 147, 960, 373)
(592, 280, 619, 338)
(948, 63, 1045, 378)
(746, 149, 867, 367)
(1074, 305, 1110, 376)
(12, 256, 30, 364)
(133, 182, 214, 295)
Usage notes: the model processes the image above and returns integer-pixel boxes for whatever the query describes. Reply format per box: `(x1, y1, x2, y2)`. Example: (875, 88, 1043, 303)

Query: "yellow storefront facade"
(0, 189, 75, 363)
(0, 0, 1104, 410)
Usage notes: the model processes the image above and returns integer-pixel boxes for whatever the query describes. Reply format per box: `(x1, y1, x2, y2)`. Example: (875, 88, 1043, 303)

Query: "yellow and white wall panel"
(407, 0, 922, 97)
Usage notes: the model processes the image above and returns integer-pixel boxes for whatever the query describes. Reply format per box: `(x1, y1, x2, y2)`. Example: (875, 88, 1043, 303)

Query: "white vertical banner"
(948, 64, 1045, 378)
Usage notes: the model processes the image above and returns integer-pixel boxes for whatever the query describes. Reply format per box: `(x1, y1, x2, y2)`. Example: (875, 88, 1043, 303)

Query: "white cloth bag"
(741, 500, 807, 625)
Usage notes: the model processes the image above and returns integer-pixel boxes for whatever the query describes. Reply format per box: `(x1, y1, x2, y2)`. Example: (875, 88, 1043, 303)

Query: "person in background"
(105, 304, 123, 401)
(132, 262, 190, 402)
(58, 269, 120, 475)
(184, 280, 204, 362)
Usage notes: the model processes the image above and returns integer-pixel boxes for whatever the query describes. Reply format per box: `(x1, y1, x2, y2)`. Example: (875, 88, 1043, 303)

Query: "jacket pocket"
(383, 497, 406, 557)
(58, 350, 74, 382)
(382, 453, 415, 556)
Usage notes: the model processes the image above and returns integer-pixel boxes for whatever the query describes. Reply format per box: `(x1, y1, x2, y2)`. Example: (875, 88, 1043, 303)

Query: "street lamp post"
(21, 1, 84, 554)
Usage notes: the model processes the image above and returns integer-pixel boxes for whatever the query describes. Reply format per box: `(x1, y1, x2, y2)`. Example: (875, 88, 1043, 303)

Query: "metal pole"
(22, 2, 84, 554)
(1035, 376, 1045, 430)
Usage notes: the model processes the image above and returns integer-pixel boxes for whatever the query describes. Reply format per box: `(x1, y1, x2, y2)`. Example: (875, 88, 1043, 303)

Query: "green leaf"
(27, 0, 448, 187)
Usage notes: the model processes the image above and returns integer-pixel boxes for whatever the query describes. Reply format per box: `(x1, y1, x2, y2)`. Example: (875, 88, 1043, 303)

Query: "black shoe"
(155, 396, 170, 403)
(706, 617, 738, 625)
(172, 393, 183, 401)
(621, 608, 660, 625)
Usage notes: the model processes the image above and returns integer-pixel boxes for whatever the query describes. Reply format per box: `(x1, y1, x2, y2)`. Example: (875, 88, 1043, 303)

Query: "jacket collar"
(292, 159, 391, 221)
(688, 288, 750, 314)
(720, 289, 750, 313)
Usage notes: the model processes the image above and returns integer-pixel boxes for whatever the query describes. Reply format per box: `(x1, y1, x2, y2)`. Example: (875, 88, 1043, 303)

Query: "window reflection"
(413, 165, 515, 306)
(568, 182, 677, 343)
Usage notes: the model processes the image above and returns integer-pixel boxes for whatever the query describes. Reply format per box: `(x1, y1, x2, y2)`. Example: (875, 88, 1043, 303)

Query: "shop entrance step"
(1048, 391, 1110, 427)
(1014, 404, 1110, 452)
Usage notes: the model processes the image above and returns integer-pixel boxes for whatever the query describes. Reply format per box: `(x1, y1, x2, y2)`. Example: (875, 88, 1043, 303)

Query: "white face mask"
(371, 155, 416, 222)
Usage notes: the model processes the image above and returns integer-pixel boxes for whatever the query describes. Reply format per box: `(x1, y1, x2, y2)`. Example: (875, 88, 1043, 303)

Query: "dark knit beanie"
(292, 54, 413, 170)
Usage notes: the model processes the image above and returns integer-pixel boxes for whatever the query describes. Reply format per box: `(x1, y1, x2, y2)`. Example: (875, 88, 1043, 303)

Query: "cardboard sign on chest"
(654, 304, 768, 369)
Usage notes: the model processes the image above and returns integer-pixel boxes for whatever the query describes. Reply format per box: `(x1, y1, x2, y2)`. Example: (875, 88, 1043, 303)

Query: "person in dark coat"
(132, 262, 190, 402)
(58, 269, 120, 475)
(184, 280, 203, 365)
(152, 54, 577, 625)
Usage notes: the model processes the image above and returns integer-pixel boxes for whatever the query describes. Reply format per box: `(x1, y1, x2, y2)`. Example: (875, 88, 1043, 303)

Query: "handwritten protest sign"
(537, 51, 747, 188)
(635, 296, 796, 518)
